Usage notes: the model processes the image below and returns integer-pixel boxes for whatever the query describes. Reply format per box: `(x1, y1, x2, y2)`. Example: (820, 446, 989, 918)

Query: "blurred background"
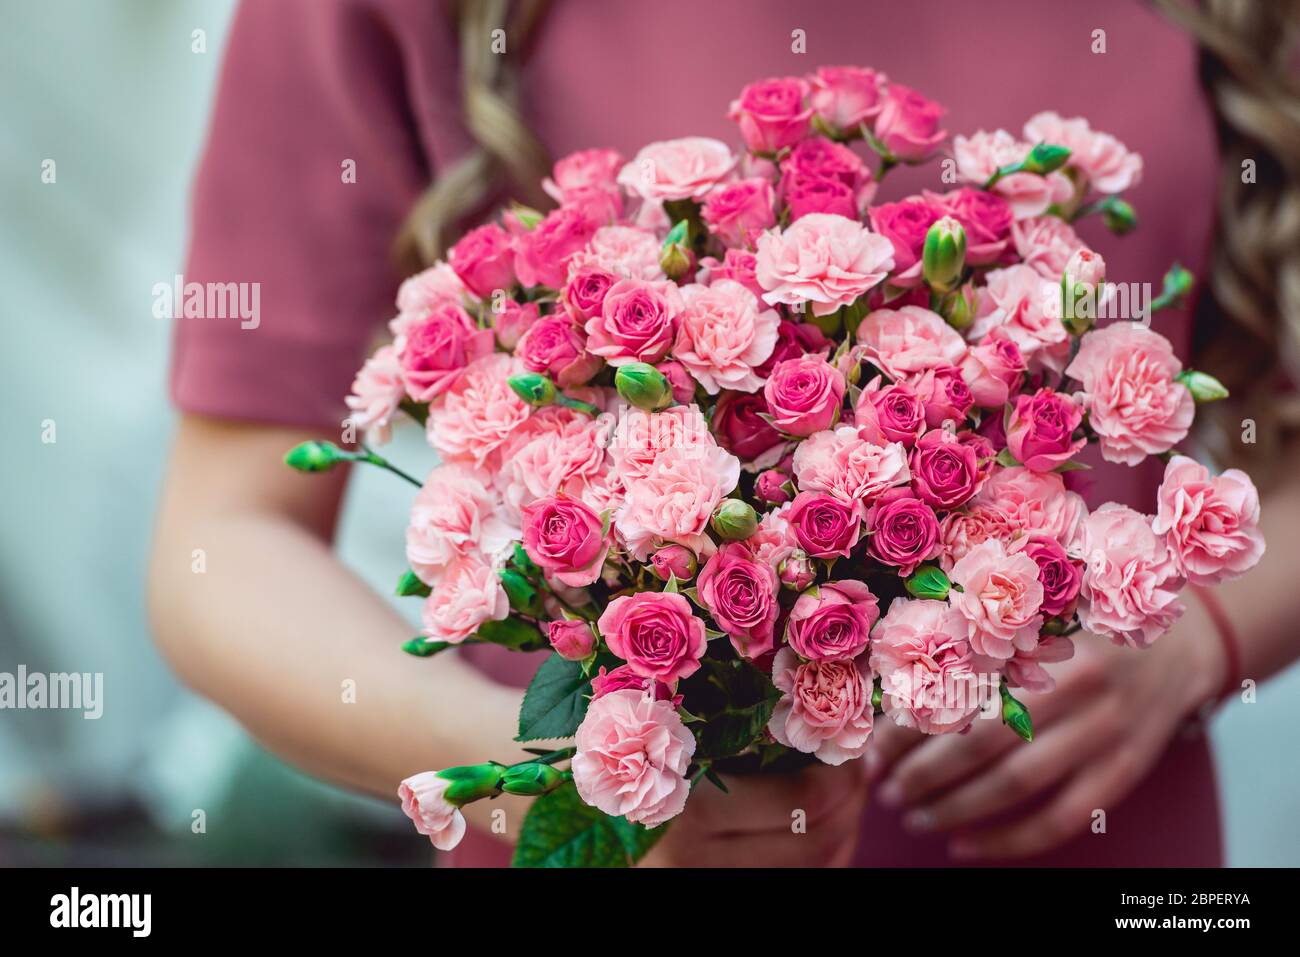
(1, 0, 1297, 867)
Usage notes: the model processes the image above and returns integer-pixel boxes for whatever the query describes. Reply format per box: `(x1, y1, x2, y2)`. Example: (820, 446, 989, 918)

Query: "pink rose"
(598, 591, 707, 684)
(420, 553, 508, 644)
(1012, 215, 1086, 279)
(854, 377, 926, 447)
(783, 174, 858, 221)
(562, 266, 618, 322)
(755, 213, 894, 317)
(447, 223, 516, 299)
(869, 598, 986, 735)
(769, 648, 874, 765)
(426, 353, 532, 469)
(589, 665, 676, 702)
(697, 542, 780, 659)
(868, 199, 944, 286)
(763, 354, 846, 437)
(808, 65, 887, 132)
(392, 263, 471, 333)
(788, 491, 863, 559)
(974, 467, 1088, 552)
(521, 496, 609, 588)
(938, 504, 1018, 573)
(673, 280, 780, 394)
(406, 463, 518, 584)
(1077, 503, 1184, 647)
(1153, 455, 1265, 585)
(573, 689, 695, 827)
(656, 360, 697, 405)
(398, 772, 467, 851)
(792, 425, 909, 502)
(510, 205, 598, 289)
(785, 579, 880, 660)
(949, 539, 1045, 660)
(542, 148, 625, 222)
(584, 278, 682, 366)
(615, 444, 740, 560)
(701, 178, 776, 248)
(779, 138, 873, 195)
(549, 619, 597, 661)
(1065, 322, 1194, 466)
(399, 303, 495, 402)
(914, 364, 975, 428)
(1023, 111, 1143, 194)
(959, 332, 1025, 408)
(909, 429, 984, 510)
(617, 137, 736, 202)
(953, 129, 1073, 219)
(755, 468, 793, 504)
(698, 247, 765, 298)
(728, 76, 813, 153)
(926, 187, 1013, 265)
(1011, 534, 1083, 619)
(872, 84, 947, 161)
(856, 306, 968, 381)
(493, 299, 541, 350)
(516, 315, 603, 388)
(866, 488, 940, 575)
(712, 391, 785, 465)
(346, 344, 405, 445)
(755, 319, 833, 378)
(1006, 387, 1086, 472)
(650, 543, 698, 582)
(969, 264, 1070, 374)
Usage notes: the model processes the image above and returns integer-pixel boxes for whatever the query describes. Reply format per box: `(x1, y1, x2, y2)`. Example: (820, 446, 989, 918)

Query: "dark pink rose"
(788, 491, 863, 559)
(872, 84, 947, 162)
(729, 76, 813, 153)
(1006, 388, 1086, 472)
(543, 148, 625, 223)
(783, 174, 858, 221)
(926, 187, 1013, 265)
(549, 619, 596, 661)
(697, 543, 780, 659)
(650, 544, 698, 582)
(854, 377, 926, 448)
(493, 299, 540, 350)
(779, 138, 871, 192)
(755, 468, 793, 504)
(584, 278, 681, 365)
(521, 496, 609, 588)
(562, 266, 618, 322)
(400, 303, 494, 402)
(712, 391, 785, 464)
(1013, 534, 1083, 618)
(597, 592, 707, 684)
(511, 205, 598, 289)
(909, 429, 983, 510)
(866, 487, 940, 574)
(701, 178, 777, 248)
(960, 331, 1026, 407)
(914, 364, 974, 428)
(448, 223, 517, 299)
(763, 355, 846, 437)
(785, 579, 880, 660)
(868, 199, 945, 285)
(756, 320, 832, 378)
(808, 66, 887, 133)
(590, 664, 676, 703)
(517, 315, 603, 388)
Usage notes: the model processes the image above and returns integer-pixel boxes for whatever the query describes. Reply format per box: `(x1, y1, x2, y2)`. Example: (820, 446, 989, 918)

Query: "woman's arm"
(147, 414, 532, 832)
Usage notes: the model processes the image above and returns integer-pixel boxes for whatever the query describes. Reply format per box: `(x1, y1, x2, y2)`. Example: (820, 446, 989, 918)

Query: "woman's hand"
(639, 760, 868, 867)
(864, 599, 1227, 861)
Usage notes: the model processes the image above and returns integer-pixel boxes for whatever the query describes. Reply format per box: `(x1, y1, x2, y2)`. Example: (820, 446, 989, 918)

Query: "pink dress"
(174, 0, 1223, 866)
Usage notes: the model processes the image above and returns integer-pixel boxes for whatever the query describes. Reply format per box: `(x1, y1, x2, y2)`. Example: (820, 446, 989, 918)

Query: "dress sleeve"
(171, 0, 447, 428)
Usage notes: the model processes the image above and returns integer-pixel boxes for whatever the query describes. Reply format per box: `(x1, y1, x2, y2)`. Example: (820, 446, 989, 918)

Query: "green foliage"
(512, 781, 664, 867)
(516, 653, 592, 741)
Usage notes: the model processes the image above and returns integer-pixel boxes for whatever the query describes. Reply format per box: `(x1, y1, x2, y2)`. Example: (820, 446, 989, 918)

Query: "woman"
(150, 0, 1300, 866)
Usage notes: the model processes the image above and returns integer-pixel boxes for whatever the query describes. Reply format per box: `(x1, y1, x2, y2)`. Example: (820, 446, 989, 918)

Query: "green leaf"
(995, 448, 1020, 468)
(395, 569, 431, 598)
(693, 658, 782, 760)
(476, 616, 547, 652)
(516, 653, 593, 742)
(511, 780, 665, 867)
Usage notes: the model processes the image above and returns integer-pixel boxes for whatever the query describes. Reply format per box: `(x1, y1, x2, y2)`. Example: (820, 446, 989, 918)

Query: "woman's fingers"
(689, 759, 866, 835)
(863, 716, 926, 782)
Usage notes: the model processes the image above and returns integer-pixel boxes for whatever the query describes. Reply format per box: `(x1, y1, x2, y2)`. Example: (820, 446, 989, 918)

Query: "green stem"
(357, 446, 422, 487)
(509, 747, 575, 768)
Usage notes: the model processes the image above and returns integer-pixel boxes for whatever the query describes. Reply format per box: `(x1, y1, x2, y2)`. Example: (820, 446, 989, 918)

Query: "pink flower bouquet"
(286, 66, 1264, 867)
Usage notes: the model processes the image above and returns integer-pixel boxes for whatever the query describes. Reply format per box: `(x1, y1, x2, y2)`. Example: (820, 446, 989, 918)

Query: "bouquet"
(286, 66, 1265, 867)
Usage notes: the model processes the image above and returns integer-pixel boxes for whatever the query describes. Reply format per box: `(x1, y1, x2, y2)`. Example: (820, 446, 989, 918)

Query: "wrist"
(1182, 586, 1234, 714)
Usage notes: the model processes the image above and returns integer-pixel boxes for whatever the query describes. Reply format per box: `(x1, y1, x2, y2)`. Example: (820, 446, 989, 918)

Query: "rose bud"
(614, 362, 673, 411)
(508, 371, 557, 407)
(650, 544, 698, 582)
(656, 360, 697, 405)
(755, 468, 794, 504)
(712, 498, 759, 540)
(922, 216, 966, 294)
(778, 550, 817, 591)
(548, 618, 597, 662)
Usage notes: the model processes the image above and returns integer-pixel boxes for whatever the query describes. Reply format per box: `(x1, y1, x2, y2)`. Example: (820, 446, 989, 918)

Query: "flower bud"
(999, 681, 1034, 743)
(1020, 142, 1071, 176)
(435, 763, 506, 806)
(500, 568, 545, 617)
(905, 563, 951, 600)
(1061, 249, 1106, 335)
(922, 217, 966, 294)
(1151, 262, 1195, 313)
(650, 544, 698, 582)
(615, 362, 673, 411)
(508, 203, 545, 230)
(1176, 369, 1229, 403)
(755, 468, 794, 504)
(1099, 195, 1137, 235)
(778, 550, 816, 591)
(935, 283, 977, 331)
(548, 619, 597, 661)
(659, 242, 694, 282)
(284, 440, 346, 473)
(711, 498, 759, 540)
(500, 762, 568, 797)
(508, 371, 557, 407)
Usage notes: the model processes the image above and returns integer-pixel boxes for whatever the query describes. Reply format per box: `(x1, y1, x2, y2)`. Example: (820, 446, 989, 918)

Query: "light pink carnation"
(949, 539, 1045, 660)
(607, 404, 714, 483)
(398, 772, 467, 851)
(856, 306, 968, 382)
(953, 129, 1072, 219)
(869, 598, 986, 735)
(1077, 503, 1185, 647)
(1065, 322, 1194, 465)
(615, 444, 740, 560)
(1023, 111, 1143, 194)
(1153, 455, 1265, 585)
(391, 263, 471, 336)
(617, 137, 736, 203)
(345, 344, 405, 445)
(969, 264, 1070, 374)
(419, 553, 508, 644)
(769, 648, 874, 766)
(755, 213, 895, 317)
(573, 689, 696, 828)
(494, 406, 608, 521)
(1012, 215, 1086, 280)
(792, 425, 909, 502)
(673, 280, 780, 394)
(425, 353, 532, 469)
(973, 466, 1089, 552)
(406, 463, 518, 585)
(569, 225, 664, 281)
(938, 504, 1018, 573)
